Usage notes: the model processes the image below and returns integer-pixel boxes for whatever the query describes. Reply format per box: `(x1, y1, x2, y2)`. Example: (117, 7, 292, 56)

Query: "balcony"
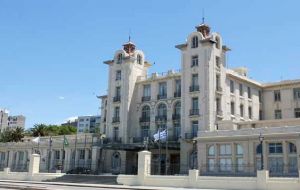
(185, 132, 197, 140)
(189, 109, 199, 116)
(113, 96, 121, 102)
(189, 85, 200, 92)
(172, 114, 181, 121)
(155, 116, 167, 122)
(174, 92, 181, 98)
(139, 117, 150, 123)
(142, 96, 151, 102)
(103, 137, 122, 144)
(112, 117, 120, 123)
(157, 94, 167, 100)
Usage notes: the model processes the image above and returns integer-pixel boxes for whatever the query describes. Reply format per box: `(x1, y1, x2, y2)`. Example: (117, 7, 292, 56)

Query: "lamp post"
(259, 133, 264, 170)
(192, 139, 197, 170)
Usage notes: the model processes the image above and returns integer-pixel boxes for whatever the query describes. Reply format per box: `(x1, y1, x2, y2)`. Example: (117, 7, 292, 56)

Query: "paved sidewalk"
(0, 180, 222, 190)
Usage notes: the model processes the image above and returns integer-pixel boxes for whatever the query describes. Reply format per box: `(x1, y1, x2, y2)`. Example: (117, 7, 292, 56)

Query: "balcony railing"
(103, 137, 122, 144)
(172, 114, 181, 121)
(139, 117, 150, 123)
(189, 109, 199, 116)
(155, 116, 167, 122)
(112, 117, 120, 123)
(157, 94, 167, 100)
(142, 96, 151, 102)
(174, 92, 181, 98)
(113, 96, 121, 102)
(185, 132, 197, 139)
(189, 85, 200, 92)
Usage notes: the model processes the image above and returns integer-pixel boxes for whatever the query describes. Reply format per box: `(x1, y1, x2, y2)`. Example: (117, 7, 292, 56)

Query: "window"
(273, 90, 281, 102)
(192, 98, 199, 110)
(88, 149, 92, 159)
(192, 121, 198, 137)
(174, 123, 181, 140)
(230, 102, 235, 115)
(216, 98, 221, 113)
(137, 54, 142, 65)
(192, 74, 198, 86)
(112, 152, 121, 170)
(158, 82, 167, 97)
(236, 144, 244, 155)
(141, 105, 150, 119)
(239, 84, 243, 96)
(259, 110, 263, 120)
(116, 70, 121, 81)
(117, 53, 123, 64)
(191, 36, 198, 48)
(174, 102, 181, 116)
(240, 104, 244, 118)
(220, 144, 232, 155)
(191, 55, 198, 67)
(289, 143, 297, 154)
(143, 84, 151, 97)
(274, 109, 282, 119)
(230, 80, 234, 93)
(219, 158, 232, 172)
(115, 86, 121, 97)
(0, 152, 5, 161)
(293, 88, 300, 100)
(79, 149, 85, 160)
(294, 108, 300, 118)
(248, 107, 252, 119)
(157, 103, 167, 117)
(215, 36, 220, 49)
(175, 79, 181, 95)
(256, 144, 262, 154)
(113, 127, 119, 140)
(247, 87, 251, 99)
(269, 143, 283, 154)
(216, 56, 220, 68)
(141, 126, 150, 138)
(114, 107, 120, 118)
(259, 90, 262, 103)
(208, 145, 215, 156)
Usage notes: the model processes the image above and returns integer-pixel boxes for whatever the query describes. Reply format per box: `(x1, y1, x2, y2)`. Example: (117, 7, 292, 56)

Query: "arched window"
(117, 53, 123, 64)
(137, 54, 142, 65)
(174, 102, 181, 116)
(208, 145, 215, 156)
(112, 152, 121, 171)
(191, 36, 198, 48)
(215, 37, 220, 49)
(141, 105, 151, 119)
(157, 103, 167, 117)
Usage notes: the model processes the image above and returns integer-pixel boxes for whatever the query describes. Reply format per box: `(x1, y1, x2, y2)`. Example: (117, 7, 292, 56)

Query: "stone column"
(263, 141, 268, 170)
(282, 141, 288, 174)
(84, 148, 89, 168)
(28, 154, 40, 176)
(243, 141, 250, 173)
(137, 151, 151, 185)
(248, 141, 255, 173)
(232, 142, 236, 173)
(215, 143, 219, 173)
(91, 147, 98, 171)
(256, 170, 268, 190)
(295, 139, 300, 175)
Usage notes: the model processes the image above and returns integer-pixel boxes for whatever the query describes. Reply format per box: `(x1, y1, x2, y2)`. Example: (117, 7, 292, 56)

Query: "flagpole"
(62, 135, 65, 172)
(84, 134, 87, 168)
(37, 136, 40, 154)
(165, 126, 168, 175)
(48, 136, 52, 173)
(74, 133, 78, 169)
(158, 125, 161, 175)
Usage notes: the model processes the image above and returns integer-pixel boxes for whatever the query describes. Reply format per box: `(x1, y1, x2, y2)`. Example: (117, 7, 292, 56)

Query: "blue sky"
(0, 0, 300, 129)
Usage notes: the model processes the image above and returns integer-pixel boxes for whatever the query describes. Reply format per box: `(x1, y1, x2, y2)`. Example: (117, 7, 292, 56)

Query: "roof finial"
(202, 8, 205, 24)
(128, 29, 131, 42)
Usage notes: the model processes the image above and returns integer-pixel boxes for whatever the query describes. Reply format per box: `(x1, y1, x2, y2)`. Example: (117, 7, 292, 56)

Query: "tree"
(30, 124, 77, 137)
(30, 124, 49, 137)
(0, 127, 24, 142)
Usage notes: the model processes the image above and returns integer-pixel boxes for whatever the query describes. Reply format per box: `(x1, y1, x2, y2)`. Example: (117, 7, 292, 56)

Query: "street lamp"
(192, 139, 197, 170)
(259, 133, 264, 170)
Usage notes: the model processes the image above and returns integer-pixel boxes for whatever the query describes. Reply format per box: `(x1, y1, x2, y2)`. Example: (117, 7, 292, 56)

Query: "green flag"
(64, 136, 69, 146)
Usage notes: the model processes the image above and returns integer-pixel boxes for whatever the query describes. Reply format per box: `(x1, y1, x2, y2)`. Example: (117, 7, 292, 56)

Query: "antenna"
(202, 8, 205, 24)
(128, 29, 131, 42)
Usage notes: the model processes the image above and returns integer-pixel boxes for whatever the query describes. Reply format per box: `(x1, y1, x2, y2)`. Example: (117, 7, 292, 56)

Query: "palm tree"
(11, 127, 24, 142)
(31, 124, 49, 137)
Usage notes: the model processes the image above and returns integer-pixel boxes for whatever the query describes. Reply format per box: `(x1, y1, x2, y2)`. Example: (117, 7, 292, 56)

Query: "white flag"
(32, 137, 40, 144)
(153, 130, 168, 142)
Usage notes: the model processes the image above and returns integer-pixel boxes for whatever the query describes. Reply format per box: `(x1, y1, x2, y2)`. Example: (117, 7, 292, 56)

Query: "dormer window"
(137, 54, 142, 65)
(117, 53, 123, 64)
(215, 36, 220, 49)
(191, 36, 198, 48)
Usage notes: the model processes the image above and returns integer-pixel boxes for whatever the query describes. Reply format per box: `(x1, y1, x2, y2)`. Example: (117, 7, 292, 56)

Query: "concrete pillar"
(263, 141, 268, 170)
(28, 154, 40, 176)
(248, 141, 255, 173)
(188, 169, 199, 188)
(282, 141, 288, 174)
(137, 151, 151, 185)
(243, 141, 250, 173)
(84, 148, 89, 168)
(232, 142, 236, 173)
(256, 170, 268, 190)
(296, 139, 300, 173)
(91, 147, 98, 171)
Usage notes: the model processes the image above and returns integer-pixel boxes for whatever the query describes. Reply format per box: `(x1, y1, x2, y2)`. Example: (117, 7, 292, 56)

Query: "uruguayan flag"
(153, 130, 168, 141)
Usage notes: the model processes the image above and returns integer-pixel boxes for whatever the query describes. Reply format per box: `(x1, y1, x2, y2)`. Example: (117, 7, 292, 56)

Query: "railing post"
(28, 154, 40, 176)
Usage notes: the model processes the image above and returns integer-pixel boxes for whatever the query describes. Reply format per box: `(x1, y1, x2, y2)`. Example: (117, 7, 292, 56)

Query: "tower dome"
(123, 37, 136, 55)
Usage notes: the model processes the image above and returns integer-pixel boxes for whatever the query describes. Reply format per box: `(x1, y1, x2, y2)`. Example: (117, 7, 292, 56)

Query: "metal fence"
(10, 163, 29, 172)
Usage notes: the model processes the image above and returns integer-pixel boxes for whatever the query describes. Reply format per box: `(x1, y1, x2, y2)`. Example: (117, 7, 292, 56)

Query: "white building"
(0, 109, 25, 131)
(77, 115, 101, 133)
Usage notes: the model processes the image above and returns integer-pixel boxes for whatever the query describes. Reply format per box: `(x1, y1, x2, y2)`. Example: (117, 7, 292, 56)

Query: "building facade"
(0, 109, 25, 131)
(77, 115, 101, 133)
(0, 21, 299, 176)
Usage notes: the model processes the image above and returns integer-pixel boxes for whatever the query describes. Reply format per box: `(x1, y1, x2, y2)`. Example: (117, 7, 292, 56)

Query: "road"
(0, 181, 222, 190)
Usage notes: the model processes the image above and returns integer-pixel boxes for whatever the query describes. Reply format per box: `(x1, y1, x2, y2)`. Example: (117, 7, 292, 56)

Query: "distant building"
(0, 109, 25, 131)
(8, 115, 26, 129)
(77, 115, 101, 133)
(61, 117, 78, 128)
